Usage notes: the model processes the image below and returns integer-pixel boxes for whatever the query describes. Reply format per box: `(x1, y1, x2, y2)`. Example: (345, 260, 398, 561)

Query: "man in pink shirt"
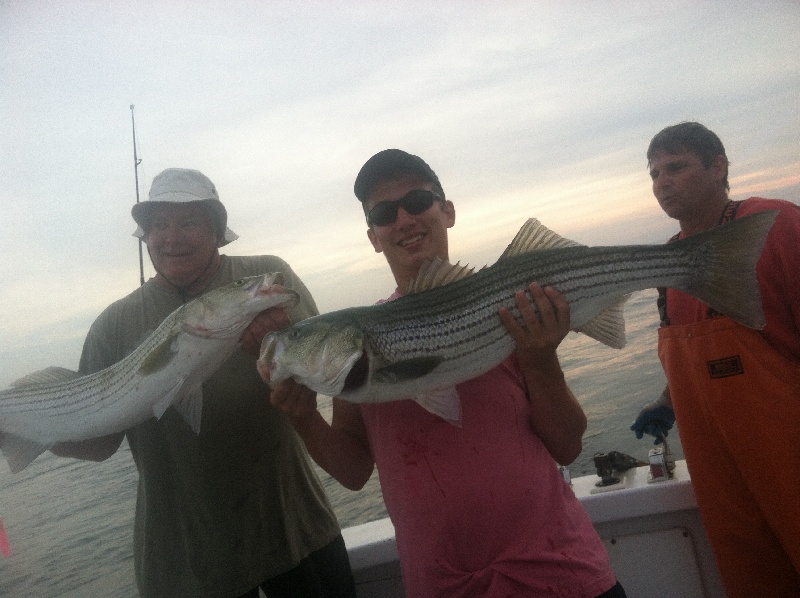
(271, 150, 624, 597)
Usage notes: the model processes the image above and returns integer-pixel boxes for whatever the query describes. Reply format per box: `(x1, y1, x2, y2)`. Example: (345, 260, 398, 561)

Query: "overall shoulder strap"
(717, 199, 743, 225)
(657, 231, 682, 326)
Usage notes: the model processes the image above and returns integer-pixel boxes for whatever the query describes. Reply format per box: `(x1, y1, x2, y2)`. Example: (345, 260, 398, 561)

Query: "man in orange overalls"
(631, 122, 800, 597)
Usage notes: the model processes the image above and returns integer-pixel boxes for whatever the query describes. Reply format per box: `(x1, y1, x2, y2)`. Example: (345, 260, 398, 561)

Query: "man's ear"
(711, 154, 728, 185)
(367, 227, 383, 253)
(444, 200, 456, 229)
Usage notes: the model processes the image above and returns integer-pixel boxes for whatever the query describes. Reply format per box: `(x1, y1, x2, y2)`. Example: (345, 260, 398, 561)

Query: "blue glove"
(630, 405, 675, 445)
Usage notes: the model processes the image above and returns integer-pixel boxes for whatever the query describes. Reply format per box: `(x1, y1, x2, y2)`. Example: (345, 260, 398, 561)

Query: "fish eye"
(234, 278, 246, 286)
(287, 329, 301, 340)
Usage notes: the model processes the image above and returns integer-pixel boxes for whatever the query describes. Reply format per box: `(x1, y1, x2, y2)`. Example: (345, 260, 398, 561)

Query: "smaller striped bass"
(0, 273, 298, 473)
(258, 212, 778, 425)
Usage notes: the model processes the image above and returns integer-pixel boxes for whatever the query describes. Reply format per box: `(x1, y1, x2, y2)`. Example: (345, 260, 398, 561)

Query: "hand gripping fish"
(258, 212, 778, 425)
(0, 273, 298, 473)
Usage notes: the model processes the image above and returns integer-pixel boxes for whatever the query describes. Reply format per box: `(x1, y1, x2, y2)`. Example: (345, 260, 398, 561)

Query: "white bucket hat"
(131, 168, 239, 246)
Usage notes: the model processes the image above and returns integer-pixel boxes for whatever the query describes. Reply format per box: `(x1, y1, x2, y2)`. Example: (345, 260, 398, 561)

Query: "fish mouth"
(256, 273, 300, 309)
(258, 317, 367, 396)
(257, 336, 282, 383)
(342, 351, 369, 392)
(266, 272, 285, 286)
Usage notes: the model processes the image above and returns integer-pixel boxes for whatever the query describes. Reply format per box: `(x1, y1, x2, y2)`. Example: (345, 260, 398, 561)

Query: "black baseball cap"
(354, 149, 444, 202)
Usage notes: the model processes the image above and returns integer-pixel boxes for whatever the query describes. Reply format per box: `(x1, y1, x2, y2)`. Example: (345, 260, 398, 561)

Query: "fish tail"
(0, 515, 11, 557)
(677, 210, 779, 329)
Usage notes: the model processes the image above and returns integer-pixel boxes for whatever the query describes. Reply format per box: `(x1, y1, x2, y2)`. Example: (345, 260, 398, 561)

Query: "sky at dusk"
(1, 0, 798, 386)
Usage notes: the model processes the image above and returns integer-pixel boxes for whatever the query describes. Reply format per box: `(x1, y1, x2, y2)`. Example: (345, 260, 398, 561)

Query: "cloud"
(0, 1, 798, 387)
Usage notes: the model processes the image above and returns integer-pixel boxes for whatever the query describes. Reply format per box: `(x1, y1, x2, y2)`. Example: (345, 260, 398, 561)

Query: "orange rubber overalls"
(657, 198, 800, 597)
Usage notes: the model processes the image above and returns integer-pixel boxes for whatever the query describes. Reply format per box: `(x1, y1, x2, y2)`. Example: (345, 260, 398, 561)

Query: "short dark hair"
(647, 122, 729, 190)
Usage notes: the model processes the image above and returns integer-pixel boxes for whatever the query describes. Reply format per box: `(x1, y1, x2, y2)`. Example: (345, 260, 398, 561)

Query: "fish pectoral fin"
(575, 296, 629, 349)
(414, 388, 463, 427)
(499, 218, 581, 259)
(174, 387, 204, 434)
(139, 332, 180, 376)
(373, 357, 444, 383)
(0, 432, 50, 473)
(10, 366, 81, 387)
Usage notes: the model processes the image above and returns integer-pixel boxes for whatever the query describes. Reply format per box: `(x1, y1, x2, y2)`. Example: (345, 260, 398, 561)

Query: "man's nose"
(394, 205, 416, 226)
(157, 223, 186, 243)
(653, 172, 671, 189)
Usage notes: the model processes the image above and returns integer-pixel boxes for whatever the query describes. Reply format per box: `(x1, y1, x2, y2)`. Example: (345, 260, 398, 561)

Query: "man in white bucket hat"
(53, 168, 356, 598)
(133, 167, 240, 243)
(130, 168, 239, 297)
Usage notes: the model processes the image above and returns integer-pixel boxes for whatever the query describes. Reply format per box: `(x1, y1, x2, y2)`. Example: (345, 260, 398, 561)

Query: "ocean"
(0, 289, 683, 598)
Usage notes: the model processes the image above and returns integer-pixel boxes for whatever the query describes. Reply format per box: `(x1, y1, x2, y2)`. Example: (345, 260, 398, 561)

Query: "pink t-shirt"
(360, 293, 616, 597)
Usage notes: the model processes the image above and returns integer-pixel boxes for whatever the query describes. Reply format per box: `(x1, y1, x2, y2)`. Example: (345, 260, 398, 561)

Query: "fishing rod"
(130, 104, 145, 286)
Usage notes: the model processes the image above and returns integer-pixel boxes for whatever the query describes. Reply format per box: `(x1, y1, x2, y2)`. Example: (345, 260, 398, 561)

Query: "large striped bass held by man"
(0, 273, 298, 473)
(258, 212, 778, 425)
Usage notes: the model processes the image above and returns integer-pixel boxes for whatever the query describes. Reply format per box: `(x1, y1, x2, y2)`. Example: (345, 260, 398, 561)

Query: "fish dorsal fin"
(414, 387, 463, 427)
(502, 219, 629, 349)
(10, 366, 81, 388)
(406, 258, 476, 294)
(575, 296, 629, 349)
(500, 218, 580, 259)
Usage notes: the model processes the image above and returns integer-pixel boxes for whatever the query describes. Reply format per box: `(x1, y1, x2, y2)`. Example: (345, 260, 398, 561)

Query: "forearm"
(522, 354, 587, 465)
(271, 381, 375, 490)
(642, 385, 672, 411)
(657, 385, 672, 407)
(289, 406, 375, 491)
(499, 284, 584, 463)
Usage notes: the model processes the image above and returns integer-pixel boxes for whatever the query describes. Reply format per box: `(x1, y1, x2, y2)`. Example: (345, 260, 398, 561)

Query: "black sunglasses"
(367, 189, 444, 227)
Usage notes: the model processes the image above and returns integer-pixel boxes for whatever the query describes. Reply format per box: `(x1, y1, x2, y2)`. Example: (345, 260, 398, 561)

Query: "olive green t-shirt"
(79, 255, 340, 598)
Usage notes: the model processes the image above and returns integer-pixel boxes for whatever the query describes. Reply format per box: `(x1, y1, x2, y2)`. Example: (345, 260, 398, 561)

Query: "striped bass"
(258, 212, 778, 424)
(0, 273, 298, 473)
